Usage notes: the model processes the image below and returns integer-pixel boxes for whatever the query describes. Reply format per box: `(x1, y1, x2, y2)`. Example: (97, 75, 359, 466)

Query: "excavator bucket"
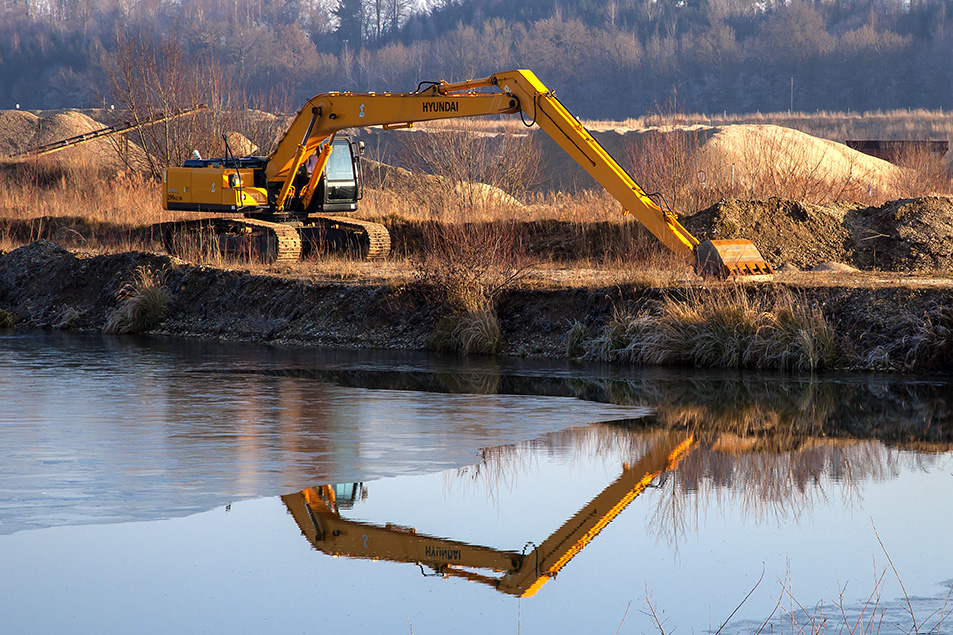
(694, 239, 774, 278)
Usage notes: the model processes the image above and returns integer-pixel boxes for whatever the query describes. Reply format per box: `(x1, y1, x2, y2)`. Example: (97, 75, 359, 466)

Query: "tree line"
(3, 0, 953, 118)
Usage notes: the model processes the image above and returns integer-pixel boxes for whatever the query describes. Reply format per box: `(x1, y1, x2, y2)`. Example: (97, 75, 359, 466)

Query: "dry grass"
(104, 265, 170, 334)
(430, 310, 503, 355)
(0, 308, 15, 328)
(586, 286, 840, 372)
(0, 155, 171, 255)
(856, 302, 953, 372)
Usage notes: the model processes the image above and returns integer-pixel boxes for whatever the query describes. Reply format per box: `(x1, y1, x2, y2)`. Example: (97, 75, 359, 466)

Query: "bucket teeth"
(695, 239, 774, 278)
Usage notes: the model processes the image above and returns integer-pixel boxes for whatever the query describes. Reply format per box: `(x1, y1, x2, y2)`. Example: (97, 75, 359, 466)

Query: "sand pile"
(363, 158, 522, 210)
(0, 111, 40, 156)
(527, 123, 904, 198)
(0, 109, 148, 166)
(33, 112, 101, 147)
(697, 124, 903, 194)
(224, 131, 258, 156)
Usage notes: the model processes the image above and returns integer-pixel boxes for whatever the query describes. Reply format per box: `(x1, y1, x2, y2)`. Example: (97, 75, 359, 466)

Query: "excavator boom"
(163, 69, 772, 275)
(282, 433, 696, 598)
(261, 69, 772, 276)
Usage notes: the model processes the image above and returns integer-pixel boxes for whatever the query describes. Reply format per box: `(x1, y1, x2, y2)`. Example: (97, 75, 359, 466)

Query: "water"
(1, 331, 951, 634)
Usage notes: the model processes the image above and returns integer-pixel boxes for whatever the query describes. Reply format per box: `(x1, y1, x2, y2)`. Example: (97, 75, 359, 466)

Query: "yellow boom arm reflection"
(282, 435, 695, 598)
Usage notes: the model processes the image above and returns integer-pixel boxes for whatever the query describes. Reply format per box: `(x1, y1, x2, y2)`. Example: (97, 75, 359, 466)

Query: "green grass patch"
(0, 308, 15, 328)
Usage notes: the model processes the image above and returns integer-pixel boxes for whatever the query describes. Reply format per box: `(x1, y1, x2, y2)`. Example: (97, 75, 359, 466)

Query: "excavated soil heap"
(683, 198, 854, 268)
(847, 197, 953, 272)
(684, 196, 953, 272)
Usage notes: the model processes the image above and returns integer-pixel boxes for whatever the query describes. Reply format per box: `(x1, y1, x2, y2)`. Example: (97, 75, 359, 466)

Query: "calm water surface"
(1, 331, 951, 634)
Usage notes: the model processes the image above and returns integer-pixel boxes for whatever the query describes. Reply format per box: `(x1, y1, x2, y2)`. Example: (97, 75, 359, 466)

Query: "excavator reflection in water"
(282, 434, 695, 598)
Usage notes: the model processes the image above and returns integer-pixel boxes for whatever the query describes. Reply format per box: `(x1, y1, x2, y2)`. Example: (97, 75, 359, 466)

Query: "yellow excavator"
(157, 70, 771, 276)
(281, 434, 696, 597)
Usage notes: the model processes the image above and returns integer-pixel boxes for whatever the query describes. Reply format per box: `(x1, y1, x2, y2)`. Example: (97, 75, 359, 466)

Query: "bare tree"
(399, 120, 543, 222)
(624, 94, 705, 214)
(103, 28, 239, 178)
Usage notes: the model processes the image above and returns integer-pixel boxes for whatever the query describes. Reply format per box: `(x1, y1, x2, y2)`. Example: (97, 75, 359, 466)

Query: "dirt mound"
(0, 110, 40, 156)
(847, 196, 953, 272)
(684, 195, 953, 272)
(684, 198, 853, 268)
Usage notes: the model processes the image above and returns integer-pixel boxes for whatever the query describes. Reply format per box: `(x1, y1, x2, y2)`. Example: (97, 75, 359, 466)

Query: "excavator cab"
(303, 137, 363, 215)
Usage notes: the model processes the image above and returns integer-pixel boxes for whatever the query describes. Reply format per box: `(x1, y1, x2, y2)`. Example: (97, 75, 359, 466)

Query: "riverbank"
(2, 239, 951, 374)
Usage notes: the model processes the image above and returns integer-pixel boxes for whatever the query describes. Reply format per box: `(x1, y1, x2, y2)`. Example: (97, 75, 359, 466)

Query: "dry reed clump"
(430, 310, 503, 355)
(565, 320, 589, 357)
(104, 265, 171, 334)
(415, 222, 530, 355)
(585, 286, 839, 371)
(858, 303, 953, 372)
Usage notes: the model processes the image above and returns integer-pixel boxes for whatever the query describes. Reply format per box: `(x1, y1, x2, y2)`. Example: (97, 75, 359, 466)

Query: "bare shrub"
(415, 221, 530, 355)
(398, 120, 543, 222)
(891, 145, 952, 197)
(103, 29, 242, 177)
(414, 221, 530, 314)
(104, 265, 170, 334)
(623, 128, 705, 214)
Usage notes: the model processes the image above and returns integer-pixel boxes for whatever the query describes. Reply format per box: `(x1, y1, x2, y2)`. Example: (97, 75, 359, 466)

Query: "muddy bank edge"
(2, 240, 951, 373)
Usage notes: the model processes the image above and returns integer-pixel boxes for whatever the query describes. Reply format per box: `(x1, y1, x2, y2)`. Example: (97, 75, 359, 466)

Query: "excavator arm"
(282, 433, 696, 598)
(266, 70, 771, 277)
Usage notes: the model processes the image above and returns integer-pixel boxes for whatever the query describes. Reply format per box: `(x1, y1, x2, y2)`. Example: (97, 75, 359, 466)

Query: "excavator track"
(299, 216, 391, 260)
(156, 217, 302, 265)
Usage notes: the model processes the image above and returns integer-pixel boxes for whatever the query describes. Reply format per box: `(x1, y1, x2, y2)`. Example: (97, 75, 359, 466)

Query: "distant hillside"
(3, 0, 953, 118)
